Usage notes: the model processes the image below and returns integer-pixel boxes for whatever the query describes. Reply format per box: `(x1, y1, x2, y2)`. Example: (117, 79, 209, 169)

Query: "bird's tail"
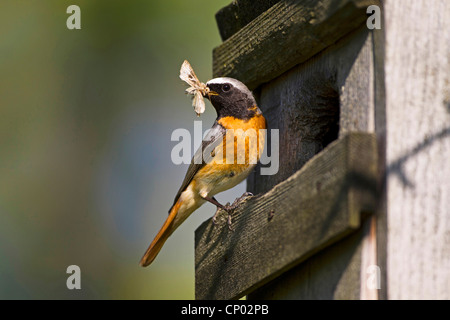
(139, 199, 182, 267)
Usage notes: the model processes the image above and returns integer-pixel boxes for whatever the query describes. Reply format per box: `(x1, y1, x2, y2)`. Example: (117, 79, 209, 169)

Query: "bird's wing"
(168, 121, 225, 213)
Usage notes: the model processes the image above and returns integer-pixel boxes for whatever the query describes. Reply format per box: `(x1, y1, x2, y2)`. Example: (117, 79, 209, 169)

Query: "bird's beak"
(204, 89, 218, 100)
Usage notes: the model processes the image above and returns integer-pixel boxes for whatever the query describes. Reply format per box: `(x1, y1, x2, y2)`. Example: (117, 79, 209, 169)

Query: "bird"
(139, 77, 266, 267)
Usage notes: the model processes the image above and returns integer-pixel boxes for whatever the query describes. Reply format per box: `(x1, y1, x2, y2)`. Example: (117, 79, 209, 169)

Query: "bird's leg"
(202, 195, 227, 211)
(202, 196, 234, 230)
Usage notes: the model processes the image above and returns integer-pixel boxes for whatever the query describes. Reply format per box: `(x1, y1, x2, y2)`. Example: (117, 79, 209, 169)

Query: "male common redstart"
(140, 77, 266, 267)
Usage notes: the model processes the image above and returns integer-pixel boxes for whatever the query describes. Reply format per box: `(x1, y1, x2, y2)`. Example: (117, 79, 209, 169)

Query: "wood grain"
(383, 0, 450, 299)
(212, 0, 374, 90)
(215, 0, 281, 41)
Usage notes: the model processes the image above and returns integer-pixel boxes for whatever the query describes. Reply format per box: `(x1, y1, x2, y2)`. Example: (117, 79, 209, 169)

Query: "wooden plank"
(215, 0, 282, 41)
(195, 132, 378, 300)
(383, 0, 450, 299)
(212, 0, 376, 90)
(371, 5, 388, 300)
(248, 225, 366, 299)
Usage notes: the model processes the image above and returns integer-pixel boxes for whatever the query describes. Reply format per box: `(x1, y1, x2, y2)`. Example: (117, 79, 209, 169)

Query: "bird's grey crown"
(207, 77, 254, 102)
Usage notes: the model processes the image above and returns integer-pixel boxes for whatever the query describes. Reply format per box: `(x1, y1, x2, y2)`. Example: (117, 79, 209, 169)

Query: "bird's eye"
(222, 84, 231, 92)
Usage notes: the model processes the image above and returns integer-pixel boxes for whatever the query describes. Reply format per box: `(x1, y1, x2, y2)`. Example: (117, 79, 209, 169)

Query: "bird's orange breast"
(215, 112, 267, 166)
(217, 112, 267, 131)
(193, 112, 267, 197)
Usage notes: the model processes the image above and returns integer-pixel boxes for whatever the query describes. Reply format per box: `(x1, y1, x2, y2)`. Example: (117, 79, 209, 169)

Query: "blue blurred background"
(0, 0, 243, 299)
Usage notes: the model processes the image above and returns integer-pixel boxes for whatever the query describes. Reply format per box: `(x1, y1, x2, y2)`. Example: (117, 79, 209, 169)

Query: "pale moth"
(179, 60, 210, 116)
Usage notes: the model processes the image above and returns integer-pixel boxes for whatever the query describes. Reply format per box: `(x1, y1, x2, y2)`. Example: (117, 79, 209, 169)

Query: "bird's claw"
(211, 193, 254, 231)
(212, 203, 235, 231)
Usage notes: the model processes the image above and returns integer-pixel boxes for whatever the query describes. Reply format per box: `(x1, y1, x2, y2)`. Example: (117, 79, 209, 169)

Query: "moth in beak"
(179, 60, 210, 116)
(204, 86, 219, 100)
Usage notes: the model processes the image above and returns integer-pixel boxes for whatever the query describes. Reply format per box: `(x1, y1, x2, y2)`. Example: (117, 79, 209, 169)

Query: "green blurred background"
(0, 0, 243, 299)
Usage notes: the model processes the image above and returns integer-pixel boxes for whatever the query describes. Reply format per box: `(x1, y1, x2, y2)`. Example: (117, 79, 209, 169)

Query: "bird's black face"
(205, 78, 258, 120)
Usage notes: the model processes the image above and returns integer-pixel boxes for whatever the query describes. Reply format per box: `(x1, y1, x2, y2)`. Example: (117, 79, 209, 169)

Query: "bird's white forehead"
(206, 77, 249, 92)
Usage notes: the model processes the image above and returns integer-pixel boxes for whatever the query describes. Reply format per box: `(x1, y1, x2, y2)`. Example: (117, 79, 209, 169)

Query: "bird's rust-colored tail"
(139, 200, 182, 267)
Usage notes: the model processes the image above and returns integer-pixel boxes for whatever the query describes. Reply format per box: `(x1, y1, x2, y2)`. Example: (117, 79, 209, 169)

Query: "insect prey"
(179, 60, 210, 116)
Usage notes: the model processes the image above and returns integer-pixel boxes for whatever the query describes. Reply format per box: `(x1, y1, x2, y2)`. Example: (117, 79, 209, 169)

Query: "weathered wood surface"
(371, 1, 387, 301)
(246, 27, 380, 300)
(212, 0, 378, 90)
(215, 0, 281, 41)
(248, 224, 367, 299)
(383, 0, 450, 299)
(248, 26, 374, 194)
(195, 133, 378, 300)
